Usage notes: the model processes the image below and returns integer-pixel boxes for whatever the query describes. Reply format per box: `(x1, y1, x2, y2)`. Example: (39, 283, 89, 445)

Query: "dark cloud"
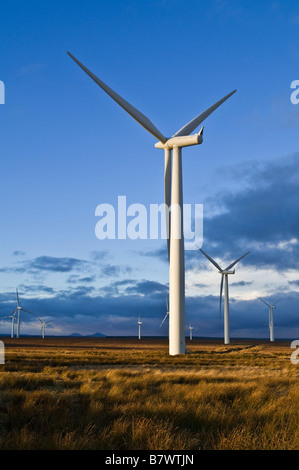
(27, 256, 89, 273)
(13, 250, 26, 256)
(230, 281, 252, 287)
(90, 250, 108, 261)
(101, 264, 133, 277)
(201, 153, 299, 270)
(0, 266, 26, 274)
(124, 280, 168, 296)
(66, 275, 96, 284)
(18, 284, 55, 294)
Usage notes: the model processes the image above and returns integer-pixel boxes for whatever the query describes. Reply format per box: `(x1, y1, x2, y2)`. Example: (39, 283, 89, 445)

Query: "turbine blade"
(22, 309, 42, 322)
(164, 149, 171, 261)
(16, 288, 19, 307)
(173, 90, 236, 137)
(224, 251, 250, 271)
(166, 296, 169, 312)
(198, 248, 222, 271)
(219, 274, 224, 320)
(160, 313, 169, 327)
(257, 297, 271, 308)
(67, 52, 167, 144)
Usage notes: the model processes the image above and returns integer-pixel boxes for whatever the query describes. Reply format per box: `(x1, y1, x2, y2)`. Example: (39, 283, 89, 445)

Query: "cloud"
(27, 256, 89, 273)
(201, 153, 299, 270)
(13, 250, 26, 257)
(90, 250, 109, 261)
(18, 284, 55, 294)
(124, 280, 168, 296)
(101, 264, 133, 277)
(230, 281, 252, 287)
(66, 275, 96, 284)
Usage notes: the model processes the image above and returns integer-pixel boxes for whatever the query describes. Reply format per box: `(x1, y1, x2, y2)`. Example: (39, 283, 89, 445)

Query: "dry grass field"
(0, 337, 298, 450)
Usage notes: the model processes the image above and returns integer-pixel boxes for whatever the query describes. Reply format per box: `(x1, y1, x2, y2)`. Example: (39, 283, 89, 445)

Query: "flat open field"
(0, 337, 298, 450)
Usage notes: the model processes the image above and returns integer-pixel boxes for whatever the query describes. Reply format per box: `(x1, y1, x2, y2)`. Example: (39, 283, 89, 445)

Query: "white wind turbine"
(137, 315, 143, 340)
(13, 288, 39, 338)
(188, 321, 194, 340)
(68, 51, 236, 355)
(257, 297, 279, 342)
(199, 249, 250, 345)
(1, 312, 16, 338)
(40, 320, 53, 339)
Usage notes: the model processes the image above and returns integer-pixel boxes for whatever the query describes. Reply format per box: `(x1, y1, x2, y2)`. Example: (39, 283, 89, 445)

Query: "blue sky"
(0, 0, 299, 338)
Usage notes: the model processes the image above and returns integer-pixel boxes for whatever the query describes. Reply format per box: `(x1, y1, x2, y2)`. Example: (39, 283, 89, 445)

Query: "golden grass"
(0, 337, 298, 449)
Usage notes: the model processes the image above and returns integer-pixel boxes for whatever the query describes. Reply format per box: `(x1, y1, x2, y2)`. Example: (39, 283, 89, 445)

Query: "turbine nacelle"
(155, 128, 204, 150)
(219, 270, 235, 275)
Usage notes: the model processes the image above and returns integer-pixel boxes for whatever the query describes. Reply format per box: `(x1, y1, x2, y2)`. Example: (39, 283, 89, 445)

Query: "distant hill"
(69, 332, 106, 338)
(87, 332, 106, 338)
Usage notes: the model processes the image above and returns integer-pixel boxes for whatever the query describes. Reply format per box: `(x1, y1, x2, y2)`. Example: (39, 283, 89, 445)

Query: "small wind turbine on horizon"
(40, 320, 53, 339)
(0, 312, 16, 338)
(199, 249, 250, 345)
(257, 297, 279, 342)
(188, 322, 194, 340)
(12, 289, 41, 338)
(137, 315, 143, 340)
(67, 51, 236, 355)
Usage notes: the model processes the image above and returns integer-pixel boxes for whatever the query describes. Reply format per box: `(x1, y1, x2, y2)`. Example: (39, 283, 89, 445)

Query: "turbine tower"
(137, 315, 143, 340)
(199, 249, 249, 345)
(10, 312, 16, 338)
(68, 51, 236, 355)
(257, 297, 278, 342)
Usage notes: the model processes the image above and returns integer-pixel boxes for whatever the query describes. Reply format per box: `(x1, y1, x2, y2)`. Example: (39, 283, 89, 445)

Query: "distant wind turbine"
(36, 319, 53, 339)
(199, 249, 250, 345)
(13, 289, 40, 338)
(1, 312, 16, 338)
(257, 297, 279, 342)
(137, 315, 143, 340)
(188, 322, 194, 340)
(68, 51, 236, 355)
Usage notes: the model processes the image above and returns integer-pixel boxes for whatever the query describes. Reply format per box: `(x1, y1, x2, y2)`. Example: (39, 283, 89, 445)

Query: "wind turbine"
(199, 249, 250, 345)
(257, 297, 278, 342)
(68, 51, 236, 355)
(188, 322, 194, 340)
(1, 312, 16, 338)
(9, 311, 17, 338)
(40, 320, 53, 339)
(137, 315, 143, 340)
(160, 297, 169, 328)
(13, 289, 39, 338)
